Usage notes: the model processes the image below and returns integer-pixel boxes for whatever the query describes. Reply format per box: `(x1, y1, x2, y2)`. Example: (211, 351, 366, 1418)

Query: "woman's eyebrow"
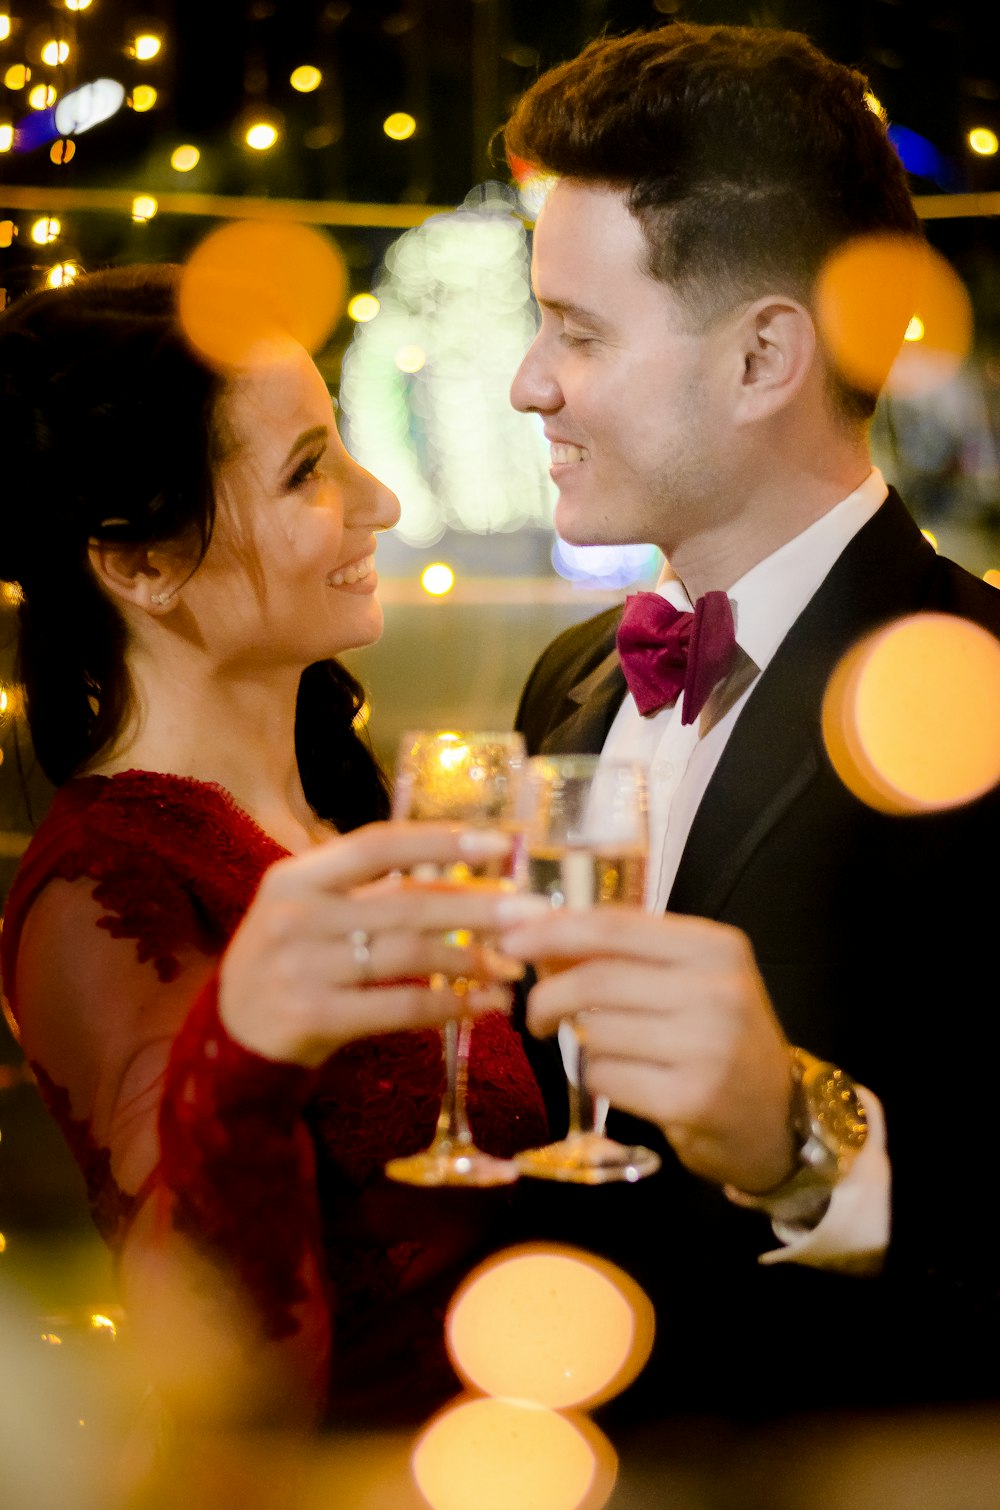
(282, 425, 329, 469)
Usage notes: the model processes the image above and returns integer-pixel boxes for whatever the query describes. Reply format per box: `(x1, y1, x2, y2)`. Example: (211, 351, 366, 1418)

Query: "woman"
(0, 264, 548, 1429)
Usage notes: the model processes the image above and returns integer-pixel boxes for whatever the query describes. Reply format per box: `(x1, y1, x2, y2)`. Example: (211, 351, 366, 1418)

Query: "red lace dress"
(0, 771, 548, 1425)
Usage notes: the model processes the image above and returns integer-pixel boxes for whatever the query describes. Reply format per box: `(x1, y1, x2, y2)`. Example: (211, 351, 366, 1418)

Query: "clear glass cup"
(383, 729, 525, 1188)
(514, 753, 662, 1184)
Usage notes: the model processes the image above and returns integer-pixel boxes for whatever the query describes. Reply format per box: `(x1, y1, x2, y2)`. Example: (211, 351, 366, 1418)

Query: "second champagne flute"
(384, 728, 525, 1188)
(514, 753, 662, 1184)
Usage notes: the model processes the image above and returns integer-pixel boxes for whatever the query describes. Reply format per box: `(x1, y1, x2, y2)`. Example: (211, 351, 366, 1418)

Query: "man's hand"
(499, 901, 797, 1193)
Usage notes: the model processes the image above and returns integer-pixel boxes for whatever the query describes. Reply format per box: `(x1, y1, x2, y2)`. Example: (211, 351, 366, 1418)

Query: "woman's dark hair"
(504, 22, 924, 420)
(0, 262, 389, 828)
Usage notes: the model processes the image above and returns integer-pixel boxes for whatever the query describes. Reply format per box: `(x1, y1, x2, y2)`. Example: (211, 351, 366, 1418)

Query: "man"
(497, 23, 1000, 1424)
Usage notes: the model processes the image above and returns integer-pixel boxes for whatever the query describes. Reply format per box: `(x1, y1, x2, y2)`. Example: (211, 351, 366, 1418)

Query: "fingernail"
(458, 829, 512, 856)
(496, 894, 554, 921)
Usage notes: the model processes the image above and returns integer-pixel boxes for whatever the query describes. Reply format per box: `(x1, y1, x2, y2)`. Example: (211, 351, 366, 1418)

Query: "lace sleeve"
(12, 874, 331, 1424)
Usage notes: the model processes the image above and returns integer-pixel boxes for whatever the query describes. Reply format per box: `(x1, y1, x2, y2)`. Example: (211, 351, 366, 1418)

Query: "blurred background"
(2, 3, 1000, 1502)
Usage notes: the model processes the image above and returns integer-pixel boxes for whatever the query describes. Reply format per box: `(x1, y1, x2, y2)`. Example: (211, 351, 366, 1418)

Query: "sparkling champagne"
(525, 846, 647, 910)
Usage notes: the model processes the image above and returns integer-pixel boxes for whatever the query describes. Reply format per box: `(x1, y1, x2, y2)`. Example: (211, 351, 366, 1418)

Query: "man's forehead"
(530, 181, 657, 303)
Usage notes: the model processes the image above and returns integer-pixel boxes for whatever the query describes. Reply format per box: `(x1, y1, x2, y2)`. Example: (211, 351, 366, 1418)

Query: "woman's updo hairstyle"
(0, 263, 222, 785)
(0, 262, 390, 827)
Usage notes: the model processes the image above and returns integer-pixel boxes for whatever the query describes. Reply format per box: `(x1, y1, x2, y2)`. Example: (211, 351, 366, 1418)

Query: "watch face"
(804, 1059, 868, 1158)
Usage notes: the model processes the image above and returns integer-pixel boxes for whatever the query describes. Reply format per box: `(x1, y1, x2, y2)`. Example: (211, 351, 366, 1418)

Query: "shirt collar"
(656, 468, 889, 675)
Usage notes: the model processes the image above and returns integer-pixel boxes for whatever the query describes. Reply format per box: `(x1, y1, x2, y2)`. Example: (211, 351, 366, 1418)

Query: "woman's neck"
(86, 654, 332, 853)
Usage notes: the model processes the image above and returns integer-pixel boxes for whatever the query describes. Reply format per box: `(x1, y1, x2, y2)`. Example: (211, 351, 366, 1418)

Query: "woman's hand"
(498, 900, 796, 1194)
(219, 822, 523, 1066)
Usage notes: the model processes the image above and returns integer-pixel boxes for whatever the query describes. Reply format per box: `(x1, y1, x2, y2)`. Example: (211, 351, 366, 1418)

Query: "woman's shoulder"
(2, 771, 285, 982)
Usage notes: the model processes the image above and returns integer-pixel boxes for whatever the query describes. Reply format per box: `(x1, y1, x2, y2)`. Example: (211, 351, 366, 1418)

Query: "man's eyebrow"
(537, 298, 610, 330)
(281, 425, 329, 470)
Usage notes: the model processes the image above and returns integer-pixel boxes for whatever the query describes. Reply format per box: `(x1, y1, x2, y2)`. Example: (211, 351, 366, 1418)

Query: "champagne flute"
(514, 753, 662, 1184)
(384, 729, 525, 1188)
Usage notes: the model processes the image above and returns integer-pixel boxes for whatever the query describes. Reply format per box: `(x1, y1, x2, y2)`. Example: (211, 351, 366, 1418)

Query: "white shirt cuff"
(756, 1085, 890, 1275)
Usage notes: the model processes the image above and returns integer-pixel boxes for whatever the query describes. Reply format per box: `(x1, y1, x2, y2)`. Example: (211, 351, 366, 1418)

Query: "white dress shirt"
(601, 469, 892, 1270)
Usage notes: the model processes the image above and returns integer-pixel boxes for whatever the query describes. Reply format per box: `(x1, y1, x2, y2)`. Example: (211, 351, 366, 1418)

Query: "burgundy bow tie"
(616, 589, 738, 723)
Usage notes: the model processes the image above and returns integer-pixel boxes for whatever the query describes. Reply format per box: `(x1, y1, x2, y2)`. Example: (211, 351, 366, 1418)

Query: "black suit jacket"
(511, 490, 1000, 1422)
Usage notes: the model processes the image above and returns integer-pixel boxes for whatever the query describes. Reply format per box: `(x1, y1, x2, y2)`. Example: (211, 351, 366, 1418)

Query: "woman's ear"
(731, 297, 817, 424)
(87, 540, 189, 614)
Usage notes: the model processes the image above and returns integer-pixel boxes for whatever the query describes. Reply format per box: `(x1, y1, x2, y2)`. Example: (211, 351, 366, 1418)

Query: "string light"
(41, 40, 70, 66)
(130, 84, 157, 112)
(969, 127, 999, 156)
(383, 111, 416, 140)
(30, 216, 61, 245)
(170, 143, 200, 172)
(28, 83, 58, 110)
(290, 65, 322, 92)
(347, 292, 380, 322)
(46, 261, 81, 287)
(245, 121, 278, 150)
(131, 34, 162, 61)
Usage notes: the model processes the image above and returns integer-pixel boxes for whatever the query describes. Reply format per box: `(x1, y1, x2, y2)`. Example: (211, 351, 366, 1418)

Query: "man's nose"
(510, 336, 560, 414)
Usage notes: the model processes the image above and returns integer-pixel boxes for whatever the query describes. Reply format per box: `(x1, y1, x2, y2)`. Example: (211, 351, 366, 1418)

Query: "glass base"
(515, 1132, 661, 1185)
(384, 1141, 520, 1188)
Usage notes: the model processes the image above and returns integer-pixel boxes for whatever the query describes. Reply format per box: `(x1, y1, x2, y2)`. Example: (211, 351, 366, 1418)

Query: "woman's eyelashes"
(287, 450, 327, 490)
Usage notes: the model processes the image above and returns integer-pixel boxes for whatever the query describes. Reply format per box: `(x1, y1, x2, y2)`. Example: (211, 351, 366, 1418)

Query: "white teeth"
(550, 442, 588, 465)
(328, 555, 373, 586)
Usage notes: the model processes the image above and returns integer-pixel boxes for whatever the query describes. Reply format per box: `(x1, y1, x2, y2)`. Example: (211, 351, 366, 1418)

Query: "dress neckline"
(72, 768, 295, 857)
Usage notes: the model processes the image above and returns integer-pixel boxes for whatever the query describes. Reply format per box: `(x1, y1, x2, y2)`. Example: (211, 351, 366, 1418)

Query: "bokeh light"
(4, 65, 29, 90)
(170, 143, 200, 172)
(178, 219, 347, 369)
(131, 194, 158, 222)
(904, 315, 925, 342)
(384, 111, 417, 140)
(822, 613, 1000, 814)
(446, 1244, 654, 1410)
(28, 83, 57, 110)
(984, 569, 1000, 589)
(30, 216, 60, 245)
(46, 261, 81, 288)
(413, 1397, 615, 1510)
(968, 127, 999, 156)
(290, 65, 322, 93)
(41, 40, 70, 66)
(0, 126, 12, 154)
(132, 34, 162, 61)
(0, 15, 9, 42)
(130, 84, 157, 112)
(55, 79, 125, 136)
(347, 292, 380, 322)
(816, 233, 973, 401)
(50, 138, 76, 164)
(65, 0, 93, 9)
(0, 219, 16, 245)
(421, 562, 455, 596)
(394, 342, 426, 373)
(338, 184, 554, 546)
(245, 120, 278, 150)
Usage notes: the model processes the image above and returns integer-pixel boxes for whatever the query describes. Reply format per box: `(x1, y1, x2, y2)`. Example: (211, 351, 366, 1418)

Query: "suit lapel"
(669, 490, 939, 917)
(540, 646, 629, 755)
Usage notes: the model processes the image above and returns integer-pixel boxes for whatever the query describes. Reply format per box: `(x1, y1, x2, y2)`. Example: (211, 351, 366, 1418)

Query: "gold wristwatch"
(724, 1047, 868, 1228)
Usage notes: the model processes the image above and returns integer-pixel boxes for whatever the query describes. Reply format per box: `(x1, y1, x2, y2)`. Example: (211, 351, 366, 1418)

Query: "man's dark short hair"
(504, 23, 924, 420)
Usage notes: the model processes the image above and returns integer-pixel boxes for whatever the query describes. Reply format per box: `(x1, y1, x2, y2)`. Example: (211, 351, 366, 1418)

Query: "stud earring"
(150, 588, 176, 606)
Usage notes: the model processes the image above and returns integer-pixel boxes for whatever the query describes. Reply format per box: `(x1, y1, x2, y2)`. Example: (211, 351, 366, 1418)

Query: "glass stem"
(565, 1023, 598, 1138)
(435, 1015, 473, 1149)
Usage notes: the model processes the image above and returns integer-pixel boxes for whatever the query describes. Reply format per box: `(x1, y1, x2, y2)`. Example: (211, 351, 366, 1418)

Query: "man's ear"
(87, 540, 189, 614)
(731, 297, 817, 424)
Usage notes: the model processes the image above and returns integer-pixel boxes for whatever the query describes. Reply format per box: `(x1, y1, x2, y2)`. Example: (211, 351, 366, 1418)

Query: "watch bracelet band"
(723, 1046, 868, 1228)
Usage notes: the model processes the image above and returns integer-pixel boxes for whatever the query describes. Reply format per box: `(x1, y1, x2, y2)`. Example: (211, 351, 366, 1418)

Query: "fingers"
(264, 821, 514, 897)
(330, 931, 524, 988)
(499, 901, 751, 970)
